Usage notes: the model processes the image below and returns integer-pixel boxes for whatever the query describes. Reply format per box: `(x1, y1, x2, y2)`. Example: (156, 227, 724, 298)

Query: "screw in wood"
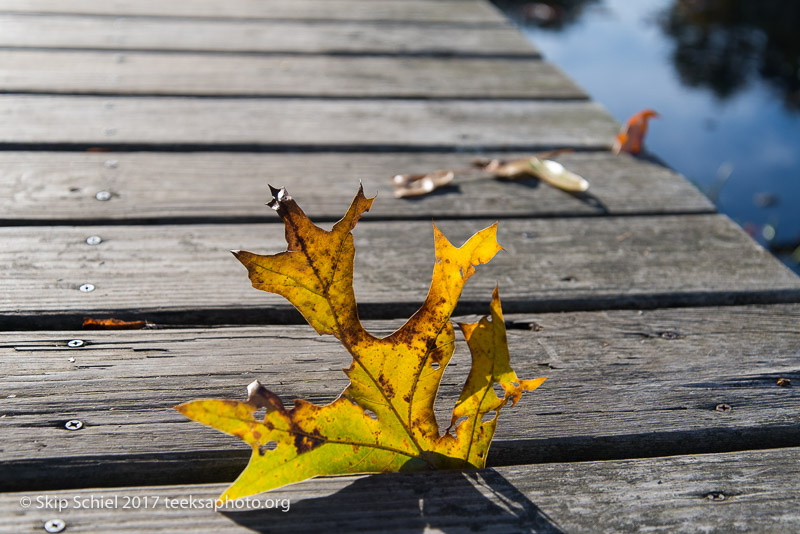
(67, 340, 84, 348)
(44, 519, 66, 533)
(79, 284, 95, 293)
(85, 236, 103, 245)
(95, 191, 112, 201)
(65, 420, 83, 431)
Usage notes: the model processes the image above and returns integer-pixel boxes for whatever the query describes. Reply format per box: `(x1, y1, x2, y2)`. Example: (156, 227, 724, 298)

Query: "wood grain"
(0, 0, 509, 23)
(0, 96, 616, 149)
(1, 306, 798, 490)
(4, 449, 795, 533)
(2, 215, 798, 329)
(0, 152, 713, 224)
(0, 14, 533, 56)
(0, 50, 583, 98)
(3, 450, 798, 533)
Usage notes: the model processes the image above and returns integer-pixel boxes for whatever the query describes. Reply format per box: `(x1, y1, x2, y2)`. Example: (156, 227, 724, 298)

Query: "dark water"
(492, 0, 800, 274)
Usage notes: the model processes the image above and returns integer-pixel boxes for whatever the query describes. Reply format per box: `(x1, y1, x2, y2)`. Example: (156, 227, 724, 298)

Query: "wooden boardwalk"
(1, 1, 799, 532)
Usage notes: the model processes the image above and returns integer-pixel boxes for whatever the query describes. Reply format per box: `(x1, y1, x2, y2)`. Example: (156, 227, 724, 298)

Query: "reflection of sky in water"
(501, 0, 800, 272)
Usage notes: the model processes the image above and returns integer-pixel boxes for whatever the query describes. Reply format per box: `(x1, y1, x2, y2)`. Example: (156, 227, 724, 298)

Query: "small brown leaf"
(613, 109, 659, 155)
(485, 156, 589, 192)
(484, 158, 533, 178)
(82, 318, 150, 330)
(392, 170, 455, 198)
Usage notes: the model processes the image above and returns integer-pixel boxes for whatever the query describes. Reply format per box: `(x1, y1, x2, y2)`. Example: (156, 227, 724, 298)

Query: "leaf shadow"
(564, 190, 608, 213)
(221, 468, 564, 533)
(495, 176, 541, 190)
(492, 176, 608, 213)
(399, 183, 462, 200)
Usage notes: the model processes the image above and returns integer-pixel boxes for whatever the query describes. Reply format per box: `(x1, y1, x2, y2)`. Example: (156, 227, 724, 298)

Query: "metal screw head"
(44, 519, 66, 533)
(715, 403, 732, 413)
(65, 420, 83, 431)
(85, 235, 102, 246)
(79, 284, 95, 293)
(705, 491, 726, 501)
(67, 339, 84, 348)
(104, 160, 119, 169)
(68, 357, 76, 363)
(95, 191, 112, 201)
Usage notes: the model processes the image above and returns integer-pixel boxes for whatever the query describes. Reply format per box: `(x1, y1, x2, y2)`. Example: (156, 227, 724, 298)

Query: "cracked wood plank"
(0, 14, 532, 56)
(0, 0, 509, 24)
(1, 447, 798, 532)
(1, 306, 798, 490)
(0, 96, 616, 148)
(2, 215, 798, 329)
(0, 152, 712, 224)
(0, 50, 583, 98)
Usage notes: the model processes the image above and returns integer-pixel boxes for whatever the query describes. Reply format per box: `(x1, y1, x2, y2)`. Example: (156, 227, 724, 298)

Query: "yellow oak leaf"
(176, 186, 546, 502)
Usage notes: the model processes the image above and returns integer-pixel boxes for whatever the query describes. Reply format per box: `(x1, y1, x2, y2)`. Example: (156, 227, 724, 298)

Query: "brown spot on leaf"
(294, 433, 324, 454)
(378, 374, 394, 398)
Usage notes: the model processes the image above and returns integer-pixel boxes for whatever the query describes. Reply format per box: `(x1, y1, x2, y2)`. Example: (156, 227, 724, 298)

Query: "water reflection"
(491, 0, 800, 273)
(660, 0, 800, 110)
(491, 0, 599, 29)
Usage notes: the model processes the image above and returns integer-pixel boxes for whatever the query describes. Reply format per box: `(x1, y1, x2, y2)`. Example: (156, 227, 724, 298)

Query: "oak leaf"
(176, 186, 545, 501)
(613, 108, 659, 155)
(392, 169, 455, 198)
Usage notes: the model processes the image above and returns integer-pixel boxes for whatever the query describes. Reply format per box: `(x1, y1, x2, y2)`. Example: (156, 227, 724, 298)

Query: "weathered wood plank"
(0, 0, 508, 24)
(0, 14, 533, 56)
(0, 50, 584, 98)
(0, 152, 713, 224)
(0, 96, 615, 149)
(2, 450, 798, 533)
(2, 215, 798, 329)
(1, 305, 798, 489)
